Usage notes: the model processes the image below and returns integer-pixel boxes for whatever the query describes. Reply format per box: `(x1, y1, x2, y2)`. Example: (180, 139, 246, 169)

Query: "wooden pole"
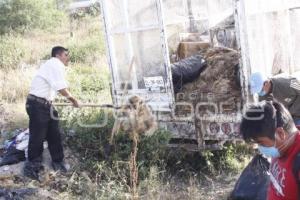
(129, 131, 139, 200)
(53, 103, 117, 108)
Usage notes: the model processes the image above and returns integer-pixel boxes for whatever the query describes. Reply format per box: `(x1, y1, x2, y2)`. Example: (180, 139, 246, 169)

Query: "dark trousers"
(25, 97, 64, 163)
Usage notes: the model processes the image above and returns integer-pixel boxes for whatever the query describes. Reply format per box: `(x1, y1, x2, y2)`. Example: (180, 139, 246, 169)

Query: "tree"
(0, 0, 65, 35)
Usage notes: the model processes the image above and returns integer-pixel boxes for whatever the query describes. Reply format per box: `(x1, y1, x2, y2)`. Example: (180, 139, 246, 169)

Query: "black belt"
(27, 94, 52, 105)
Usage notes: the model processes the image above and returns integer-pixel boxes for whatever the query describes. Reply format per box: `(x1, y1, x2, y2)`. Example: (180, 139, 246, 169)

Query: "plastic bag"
(229, 154, 270, 200)
(0, 145, 25, 166)
(15, 129, 30, 151)
(171, 55, 206, 93)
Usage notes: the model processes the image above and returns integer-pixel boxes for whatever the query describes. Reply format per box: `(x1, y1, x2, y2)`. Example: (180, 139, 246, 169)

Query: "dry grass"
(0, 66, 34, 132)
(0, 68, 34, 103)
(0, 153, 244, 200)
(0, 103, 28, 132)
(138, 168, 240, 200)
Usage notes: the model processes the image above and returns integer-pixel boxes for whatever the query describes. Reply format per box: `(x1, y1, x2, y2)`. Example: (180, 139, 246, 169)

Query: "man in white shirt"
(24, 46, 79, 180)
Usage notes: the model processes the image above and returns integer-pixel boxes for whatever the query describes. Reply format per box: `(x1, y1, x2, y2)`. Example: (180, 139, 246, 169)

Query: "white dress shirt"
(29, 57, 68, 101)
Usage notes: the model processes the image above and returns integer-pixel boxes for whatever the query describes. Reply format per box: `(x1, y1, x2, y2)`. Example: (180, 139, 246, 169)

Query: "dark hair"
(51, 46, 68, 57)
(240, 100, 296, 142)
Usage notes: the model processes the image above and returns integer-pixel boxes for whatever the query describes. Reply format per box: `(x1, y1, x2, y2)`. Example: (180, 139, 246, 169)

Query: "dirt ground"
(0, 147, 240, 200)
(0, 147, 80, 200)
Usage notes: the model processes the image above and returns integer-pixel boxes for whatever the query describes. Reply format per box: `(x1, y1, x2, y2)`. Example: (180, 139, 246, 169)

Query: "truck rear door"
(100, 0, 174, 111)
(236, 0, 300, 79)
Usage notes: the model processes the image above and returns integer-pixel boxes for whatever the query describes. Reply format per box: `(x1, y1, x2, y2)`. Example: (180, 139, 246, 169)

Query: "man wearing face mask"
(250, 72, 300, 125)
(240, 100, 300, 200)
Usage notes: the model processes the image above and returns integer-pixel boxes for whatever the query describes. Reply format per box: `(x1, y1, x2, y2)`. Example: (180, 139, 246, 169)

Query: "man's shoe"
(52, 161, 68, 173)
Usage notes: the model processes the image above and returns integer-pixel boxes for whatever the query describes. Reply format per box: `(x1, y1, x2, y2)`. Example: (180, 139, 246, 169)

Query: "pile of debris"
(0, 129, 83, 199)
(174, 47, 241, 116)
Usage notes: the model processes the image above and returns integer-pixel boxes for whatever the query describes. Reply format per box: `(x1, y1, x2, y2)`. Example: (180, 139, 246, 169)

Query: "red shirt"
(268, 131, 300, 200)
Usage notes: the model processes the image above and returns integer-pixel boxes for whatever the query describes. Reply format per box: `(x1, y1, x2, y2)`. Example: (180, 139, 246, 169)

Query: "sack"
(171, 55, 206, 93)
(229, 154, 270, 200)
(0, 145, 25, 166)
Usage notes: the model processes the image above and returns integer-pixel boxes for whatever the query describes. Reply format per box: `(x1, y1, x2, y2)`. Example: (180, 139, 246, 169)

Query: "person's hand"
(72, 99, 80, 108)
(68, 96, 80, 108)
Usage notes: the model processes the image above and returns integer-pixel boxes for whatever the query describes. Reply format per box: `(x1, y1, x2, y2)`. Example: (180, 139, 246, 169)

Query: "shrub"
(0, 34, 25, 70)
(207, 143, 253, 172)
(64, 64, 111, 102)
(59, 109, 115, 161)
(112, 129, 171, 179)
(0, 0, 65, 35)
(59, 108, 171, 179)
(70, 2, 101, 20)
(67, 34, 105, 64)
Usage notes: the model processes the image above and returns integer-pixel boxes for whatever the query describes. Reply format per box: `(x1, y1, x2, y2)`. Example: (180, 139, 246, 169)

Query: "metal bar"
(109, 18, 210, 35)
(100, 0, 119, 106)
(110, 24, 160, 35)
(287, 7, 296, 74)
(234, 0, 251, 104)
(156, 0, 175, 111)
(109, 16, 210, 35)
(246, 3, 297, 16)
(289, 7, 300, 10)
